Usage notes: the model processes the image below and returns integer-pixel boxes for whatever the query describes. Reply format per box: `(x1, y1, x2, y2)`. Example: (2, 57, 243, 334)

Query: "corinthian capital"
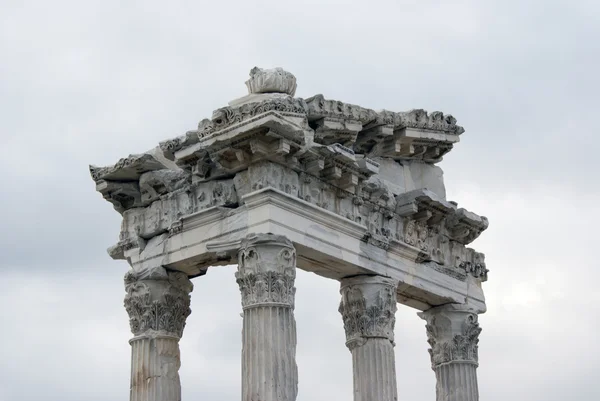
(339, 275, 398, 349)
(123, 267, 193, 338)
(418, 304, 482, 369)
(235, 233, 297, 309)
(245, 67, 297, 96)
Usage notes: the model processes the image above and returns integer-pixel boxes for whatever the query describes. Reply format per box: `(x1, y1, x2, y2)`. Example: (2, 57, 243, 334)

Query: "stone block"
(234, 161, 299, 202)
(403, 160, 446, 199)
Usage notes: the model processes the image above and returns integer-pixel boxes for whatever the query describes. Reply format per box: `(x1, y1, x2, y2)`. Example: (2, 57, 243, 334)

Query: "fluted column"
(123, 268, 193, 401)
(418, 304, 483, 401)
(236, 234, 298, 401)
(339, 275, 398, 401)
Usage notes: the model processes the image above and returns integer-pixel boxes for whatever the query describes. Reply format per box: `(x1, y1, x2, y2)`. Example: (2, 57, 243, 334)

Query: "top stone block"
(245, 67, 297, 97)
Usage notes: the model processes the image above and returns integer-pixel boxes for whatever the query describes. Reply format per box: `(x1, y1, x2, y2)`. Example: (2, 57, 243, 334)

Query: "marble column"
(123, 268, 193, 401)
(339, 275, 398, 401)
(418, 304, 483, 401)
(236, 234, 298, 401)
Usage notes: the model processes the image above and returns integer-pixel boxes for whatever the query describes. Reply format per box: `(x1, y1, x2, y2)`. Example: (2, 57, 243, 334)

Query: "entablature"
(111, 187, 486, 311)
(90, 66, 489, 310)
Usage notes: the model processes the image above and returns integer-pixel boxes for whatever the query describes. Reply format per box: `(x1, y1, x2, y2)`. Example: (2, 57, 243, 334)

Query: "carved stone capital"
(123, 268, 193, 338)
(235, 234, 297, 309)
(246, 67, 297, 96)
(418, 304, 482, 369)
(339, 275, 398, 350)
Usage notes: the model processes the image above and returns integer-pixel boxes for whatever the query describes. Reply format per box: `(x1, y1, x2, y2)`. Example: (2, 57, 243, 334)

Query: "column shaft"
(130, 335, 182, 401)
(434, 362, 479, 401)
(351, 338, 397, 401)
(237, 234, 298, 401)
(339, 275, 398, 401)
(242, 306, 297, 401)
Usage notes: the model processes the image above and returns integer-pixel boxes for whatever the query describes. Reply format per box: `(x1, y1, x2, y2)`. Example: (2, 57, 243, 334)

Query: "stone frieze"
(90, 67, 488, 284)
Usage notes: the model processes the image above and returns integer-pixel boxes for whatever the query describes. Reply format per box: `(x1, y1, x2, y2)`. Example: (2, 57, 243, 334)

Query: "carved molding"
(123, 268, 193, 338)
(339, 276, 398, 350)
(92, 67, 489, 293)
(197, 98, 308, 140)
(306, 94, 464, 135)
(108, 164, 487, 283)
(159, 130, 199, 161)
(395, 109, 464, 134)
(235, 234, 297, 309)
(305, 94, 380, 124)
(90, 153, 166, 183)
(418, 306, 482, 369)
(236, 270, 296, 309)
(110, 167, 487, 282)
(445, 208, 489, 245)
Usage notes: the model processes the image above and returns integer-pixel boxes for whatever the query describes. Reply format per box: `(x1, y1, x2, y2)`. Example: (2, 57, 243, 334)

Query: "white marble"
(118, 187, 486, 311)
(340, 275, 398, 401)
(418, 304, 483, 401)
(123, 268, 193, 401)
(236, 234, 298, 401)
(89, 66, 490, 400)
(245, 66, 297, 96)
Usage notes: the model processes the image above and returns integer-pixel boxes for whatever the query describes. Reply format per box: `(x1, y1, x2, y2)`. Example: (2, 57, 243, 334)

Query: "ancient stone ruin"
(90, 67, 489, 401)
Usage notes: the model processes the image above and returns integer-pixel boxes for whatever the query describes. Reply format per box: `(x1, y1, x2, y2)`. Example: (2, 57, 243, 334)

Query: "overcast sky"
(1, 0, 599, 400)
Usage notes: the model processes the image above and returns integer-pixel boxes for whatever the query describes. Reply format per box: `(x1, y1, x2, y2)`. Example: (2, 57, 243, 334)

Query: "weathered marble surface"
(419, 304, 483, 401)
(91, 66, 488, 306)
(246, 66, 297, 96)
(124, 267, 193, 401)
(236, 234, 298, 401)
(340, 275, 398, 401)
(89, 66, 490, 400)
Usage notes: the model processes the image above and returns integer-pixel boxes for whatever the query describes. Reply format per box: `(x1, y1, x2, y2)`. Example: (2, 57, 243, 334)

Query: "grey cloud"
(1, 0, 599, 400)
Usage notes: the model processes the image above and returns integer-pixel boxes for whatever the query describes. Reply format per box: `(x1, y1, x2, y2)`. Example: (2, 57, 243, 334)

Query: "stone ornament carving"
(306, 94, 379, 124)
(90, 153, 166, 182)
(246, 67, 297, 96)
(92, 66, 489, 295)
(88, 67, 491, 401)
(124, 268, 193, 338)
(339, 276, 398, 349)
(198, 97, 308, 140)
(403, 219, 430, 249)
(394, 109, 464, 135)
(418, 305, 482, 369)
(460, 261, 489, 279)
(235, 234, 297, 309)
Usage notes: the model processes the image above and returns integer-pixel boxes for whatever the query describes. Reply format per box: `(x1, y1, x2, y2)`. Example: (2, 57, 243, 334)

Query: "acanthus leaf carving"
(339, 277, 397, 350)
(236, 234, 297, 309)
(419, 308, 482, 369)
(236, 270, 296, 309)
(123, 269, 193, 338)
